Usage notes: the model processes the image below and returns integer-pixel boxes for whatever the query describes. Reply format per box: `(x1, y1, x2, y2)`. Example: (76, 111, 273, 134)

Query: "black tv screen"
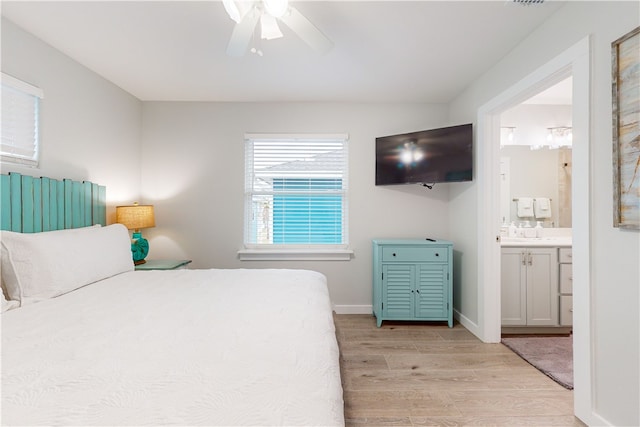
(375, 123, 473, 186)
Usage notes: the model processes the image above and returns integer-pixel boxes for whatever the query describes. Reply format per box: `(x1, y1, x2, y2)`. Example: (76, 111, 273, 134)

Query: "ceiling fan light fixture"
(224, 0, 332, 56)
(263, 0, 289, 18)
(222, 0, 241, 23)
(223, 0, 255, 23)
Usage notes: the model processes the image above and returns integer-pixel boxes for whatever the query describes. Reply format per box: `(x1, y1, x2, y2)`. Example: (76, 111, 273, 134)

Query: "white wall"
(1, 18, 142, 221)
(449, 2, 639, 425)
(140, 102, 451, 307)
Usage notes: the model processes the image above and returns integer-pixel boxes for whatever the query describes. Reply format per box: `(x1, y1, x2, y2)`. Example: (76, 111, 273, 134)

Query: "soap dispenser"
(500, 222, 508, 237)
(523, 221, 536, 238)
(535, 221, 543, 238)
(508, 222, 517, 237)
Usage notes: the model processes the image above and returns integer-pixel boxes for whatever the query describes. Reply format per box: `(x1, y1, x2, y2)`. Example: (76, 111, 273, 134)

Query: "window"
(243, 133, 349, 259)
(1, 73, 43, 167)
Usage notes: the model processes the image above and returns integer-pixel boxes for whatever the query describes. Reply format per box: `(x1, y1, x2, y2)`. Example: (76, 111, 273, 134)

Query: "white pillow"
(1, 224, 134, 306)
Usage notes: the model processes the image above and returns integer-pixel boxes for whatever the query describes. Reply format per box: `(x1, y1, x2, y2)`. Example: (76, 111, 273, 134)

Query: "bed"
(1, 173, 344, 426)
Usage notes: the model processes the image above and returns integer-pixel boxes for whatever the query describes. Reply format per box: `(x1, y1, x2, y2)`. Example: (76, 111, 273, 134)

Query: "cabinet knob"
(435, 253, 439, 257)
(392, 253, 396, 257)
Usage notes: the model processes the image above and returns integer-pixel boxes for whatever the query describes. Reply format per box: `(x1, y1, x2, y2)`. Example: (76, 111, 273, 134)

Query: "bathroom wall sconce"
(500, 125, 572, 150)
(546, 127, 572, 149)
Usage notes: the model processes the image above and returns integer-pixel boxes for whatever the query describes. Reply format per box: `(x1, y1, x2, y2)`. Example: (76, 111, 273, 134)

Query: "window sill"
(238, 248, 354, 261)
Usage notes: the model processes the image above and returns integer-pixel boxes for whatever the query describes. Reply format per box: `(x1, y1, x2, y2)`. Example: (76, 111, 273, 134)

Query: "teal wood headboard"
(0, 172, 106, 233)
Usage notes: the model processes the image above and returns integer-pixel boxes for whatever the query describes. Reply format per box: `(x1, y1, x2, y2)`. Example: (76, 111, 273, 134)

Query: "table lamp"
(116, 203, 155, 265)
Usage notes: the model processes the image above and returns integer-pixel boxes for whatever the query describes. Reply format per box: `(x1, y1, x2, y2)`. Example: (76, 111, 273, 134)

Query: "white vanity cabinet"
(501, 247, 559, 326)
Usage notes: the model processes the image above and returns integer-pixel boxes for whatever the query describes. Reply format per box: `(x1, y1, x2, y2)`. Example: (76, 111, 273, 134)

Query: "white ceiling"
(1, 1, 567, 103)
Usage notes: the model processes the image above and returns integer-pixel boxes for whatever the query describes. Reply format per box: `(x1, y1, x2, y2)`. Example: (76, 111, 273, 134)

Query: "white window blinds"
(244, 134, 349, 247)
(1, 73, 43, 167)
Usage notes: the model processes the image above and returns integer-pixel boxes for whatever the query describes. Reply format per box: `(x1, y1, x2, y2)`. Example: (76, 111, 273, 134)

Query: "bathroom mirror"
(499, 102, 573, 228)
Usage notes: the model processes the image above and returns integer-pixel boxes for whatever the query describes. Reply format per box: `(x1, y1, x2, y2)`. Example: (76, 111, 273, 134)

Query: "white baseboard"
(453, 309, 484, 341)
(333, 304, 373, 314)
(582, 410, 613, 427)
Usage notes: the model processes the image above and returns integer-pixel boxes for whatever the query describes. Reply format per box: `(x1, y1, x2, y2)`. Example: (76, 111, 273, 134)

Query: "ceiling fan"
(222, 0, 333, 56)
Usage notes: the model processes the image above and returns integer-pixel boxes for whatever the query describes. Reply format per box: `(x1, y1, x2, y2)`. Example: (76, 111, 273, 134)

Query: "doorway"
(499, 79, 573, 334)
(476, 37, 592, 424)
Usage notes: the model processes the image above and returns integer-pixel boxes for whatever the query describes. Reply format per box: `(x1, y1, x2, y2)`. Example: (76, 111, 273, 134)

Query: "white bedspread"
(1, 269, 344, 426)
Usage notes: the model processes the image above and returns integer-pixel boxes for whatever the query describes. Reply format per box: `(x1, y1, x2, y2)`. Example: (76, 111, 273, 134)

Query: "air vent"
(513, 0, 544, 4)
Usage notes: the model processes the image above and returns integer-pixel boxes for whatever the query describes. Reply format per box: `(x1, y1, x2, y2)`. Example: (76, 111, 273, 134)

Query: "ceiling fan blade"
(226, 6, 261, 57)
(260, 14, 283, 40)
(279, 6, 333, 54)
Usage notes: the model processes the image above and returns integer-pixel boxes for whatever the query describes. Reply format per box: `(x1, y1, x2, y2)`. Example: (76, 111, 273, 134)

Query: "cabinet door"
(382, 264, 414, 318)
(526, 248, 559, 326)
(559, 263, 573, 294)
(501, 248, 527, 326)
(560, 295, 573, 326)
(559, 247, 572, 263)
(415, 264, 448, 319)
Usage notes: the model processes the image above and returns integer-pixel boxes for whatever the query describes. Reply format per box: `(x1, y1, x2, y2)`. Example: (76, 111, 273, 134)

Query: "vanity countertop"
(500, 236, 572, 247)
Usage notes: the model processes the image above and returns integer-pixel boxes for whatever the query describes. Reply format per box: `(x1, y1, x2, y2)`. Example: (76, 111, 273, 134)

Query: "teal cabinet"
(373, 239, 453, 328)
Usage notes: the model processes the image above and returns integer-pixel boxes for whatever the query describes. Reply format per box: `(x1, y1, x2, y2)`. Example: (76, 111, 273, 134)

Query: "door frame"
(476, 36, 596, 424)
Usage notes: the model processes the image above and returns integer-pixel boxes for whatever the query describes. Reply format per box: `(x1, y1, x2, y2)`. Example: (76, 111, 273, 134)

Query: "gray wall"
(140, 101, 451, 309)
(1, 18, 143, 222)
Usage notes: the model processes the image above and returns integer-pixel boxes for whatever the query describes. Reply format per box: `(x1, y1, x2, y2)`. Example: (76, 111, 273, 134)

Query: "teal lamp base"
(131, 231, 150, 265)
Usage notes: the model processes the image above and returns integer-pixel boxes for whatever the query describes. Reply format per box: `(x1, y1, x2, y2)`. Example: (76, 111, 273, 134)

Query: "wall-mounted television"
(375, 123, 473, 186)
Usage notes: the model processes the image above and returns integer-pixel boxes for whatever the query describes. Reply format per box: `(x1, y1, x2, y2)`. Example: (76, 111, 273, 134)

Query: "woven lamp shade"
(116, 204, 155, 231)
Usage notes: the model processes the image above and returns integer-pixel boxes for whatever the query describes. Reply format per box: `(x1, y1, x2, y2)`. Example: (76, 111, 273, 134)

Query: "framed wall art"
(612, 26, 640, 229)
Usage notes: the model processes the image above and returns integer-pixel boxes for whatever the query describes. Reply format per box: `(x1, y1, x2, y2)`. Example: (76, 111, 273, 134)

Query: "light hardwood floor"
(334, 314, 584, 427)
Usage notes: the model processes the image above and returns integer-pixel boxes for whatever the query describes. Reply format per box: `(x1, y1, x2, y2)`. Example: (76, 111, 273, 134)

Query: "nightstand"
(135, 259, 192, 271)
